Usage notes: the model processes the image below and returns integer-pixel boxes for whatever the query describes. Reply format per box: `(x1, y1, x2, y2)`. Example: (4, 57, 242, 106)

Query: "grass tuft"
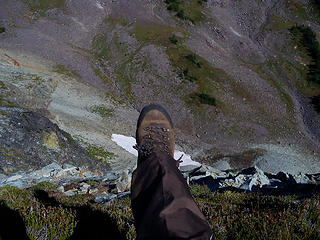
(24, 0, 65, 18)
(164, 0, 207, 24)
(190, 93, 216, 106)
(90, 106, 114, 118)
(86, 144, 117, 162)
(290, 25, 320, 113)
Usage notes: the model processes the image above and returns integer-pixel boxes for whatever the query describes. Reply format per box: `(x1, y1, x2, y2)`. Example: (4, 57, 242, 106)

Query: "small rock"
(211, 160, 231, 171)
(95, 194, 116, 203)
(79, 183, 90, 193)
(116, 170, 132, 192)
(6, 180, 25, 188)
(180, 165, 202, 173)
(247, 167, 270, 191)
(103, 172, 119, 182)
(65, 190, 76, 196)
(89, 188, 98, 194)
(42, 162, 63, 172)
(294, 173, 310, 184)
(5, 174, 23, 182)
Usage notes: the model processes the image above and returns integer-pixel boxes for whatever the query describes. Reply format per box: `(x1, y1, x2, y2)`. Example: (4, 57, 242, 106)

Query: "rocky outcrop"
(186, 165, 320, 195)
(0, 107, 108, 175)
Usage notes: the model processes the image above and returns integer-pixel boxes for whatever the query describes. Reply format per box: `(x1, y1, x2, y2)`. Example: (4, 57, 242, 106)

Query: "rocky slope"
(0, 0, 320, 175)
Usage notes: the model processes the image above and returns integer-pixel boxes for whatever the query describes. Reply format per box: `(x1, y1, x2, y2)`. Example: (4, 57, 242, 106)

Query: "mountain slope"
(0, 0, 320, 172)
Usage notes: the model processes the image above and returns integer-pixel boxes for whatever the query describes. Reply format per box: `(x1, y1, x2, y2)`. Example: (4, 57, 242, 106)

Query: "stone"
(65, 190, 76, 196)
(5, 174, 23, 182)
(294, 173, 310, 184)
(6, 180, 25, 188)
(63, 164, 75, 169)
(103, 172, 119, 182)
(42, 132, 59, 150)
(211, 159, 231, 171)
(180, 164, 202, 173)
(247, 167, 270, 191)
(116, 170, 132, 192)
(95, 194, 117, 203)
(42, 162, 63, 172)
(79, 183, 90, 193)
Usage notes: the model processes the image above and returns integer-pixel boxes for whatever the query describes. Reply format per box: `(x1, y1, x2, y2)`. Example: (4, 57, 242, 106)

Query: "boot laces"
(134, 126, 171, 156)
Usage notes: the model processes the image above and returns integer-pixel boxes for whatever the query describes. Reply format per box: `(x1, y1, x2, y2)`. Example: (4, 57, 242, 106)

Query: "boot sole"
(136, 104, 174, 142)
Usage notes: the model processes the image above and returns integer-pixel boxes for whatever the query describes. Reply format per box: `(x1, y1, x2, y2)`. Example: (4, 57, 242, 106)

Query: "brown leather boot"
(134, 104, 175, 165)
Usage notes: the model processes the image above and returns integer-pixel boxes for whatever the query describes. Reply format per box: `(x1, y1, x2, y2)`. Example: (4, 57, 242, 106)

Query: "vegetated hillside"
(0, 183, 320, 240)
(0, 0, 320, 170)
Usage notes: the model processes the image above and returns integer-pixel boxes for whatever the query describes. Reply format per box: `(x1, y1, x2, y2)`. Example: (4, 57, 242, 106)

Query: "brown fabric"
(131, 151, 213, 240)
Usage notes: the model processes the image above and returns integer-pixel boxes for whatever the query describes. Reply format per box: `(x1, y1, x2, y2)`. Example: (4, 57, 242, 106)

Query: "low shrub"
(191, 93, 216, 106)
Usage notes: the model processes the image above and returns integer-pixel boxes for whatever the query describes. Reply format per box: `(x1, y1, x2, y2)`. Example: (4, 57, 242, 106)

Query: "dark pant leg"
(131, 151, 213, 240)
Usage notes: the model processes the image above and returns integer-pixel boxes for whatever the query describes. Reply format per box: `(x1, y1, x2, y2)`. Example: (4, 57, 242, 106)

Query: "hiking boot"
(134, 104, 175, 164)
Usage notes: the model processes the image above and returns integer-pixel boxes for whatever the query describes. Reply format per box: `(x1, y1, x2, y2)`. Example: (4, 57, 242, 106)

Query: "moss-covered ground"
(289, 25, 320, 113)
(132, 23, 235, 111)
(24, 0, 65, 18)
(164, 0, 208, 24)
(0, 184, 319, 239)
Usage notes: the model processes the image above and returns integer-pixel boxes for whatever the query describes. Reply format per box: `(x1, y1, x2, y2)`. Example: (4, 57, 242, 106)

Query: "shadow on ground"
(33, 190, 124, 240)
(0, 201, 29, 240)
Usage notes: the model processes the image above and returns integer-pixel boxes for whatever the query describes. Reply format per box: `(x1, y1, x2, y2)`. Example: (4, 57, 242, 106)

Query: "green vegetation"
(0, 185, 77, 240)
(1, 184, 320, 239)
(190, 93, 216, 106)
(0, 27, 5, 33)
(31, 181, 59, 192)
(24, 0, 65, 17)
(93, 67, 113, 85)
(133, 24, 223, 108)
(0, 81, 7, 90)
(92, 29, 138, 102)
(86, 145, 117, 162)
(90, 105, 114, 118)
(247, 59, 295, 115)
(191, 185, 320, 239)
(164, 0, 207, 24)
(169, 34, 179, 44)
(290, 25, 320, 113)
(268, 15, 294, 31)
(311, 95, 320, 112)
(284, 0, 308, 19)
(290, 26, 320, 84)
(53, 64, 81, 79)
(0, 95, 20, 108)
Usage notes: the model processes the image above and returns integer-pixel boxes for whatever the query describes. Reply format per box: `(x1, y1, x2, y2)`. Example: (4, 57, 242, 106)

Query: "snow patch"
(230, 27, 242, 37)
(96, 1, 104, 9)
(111, 134, 201, 167)
(111, 134, 137, 157)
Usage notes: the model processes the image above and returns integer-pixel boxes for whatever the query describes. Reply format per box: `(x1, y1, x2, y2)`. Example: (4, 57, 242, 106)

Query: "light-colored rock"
(42, 132, 59, 150)
(5, 174, 23, 182)
(180, 164, 202, 173)
(42, 162, 63, 172)
(79, 183, 90, 193)
(65, 190, 76, 196)
(247, 167, 270, 191)
(103, 172, 119, 182)
(211, 159, 231, 171)
(294, 173, 310, 184)
(116, 170, 132, 192)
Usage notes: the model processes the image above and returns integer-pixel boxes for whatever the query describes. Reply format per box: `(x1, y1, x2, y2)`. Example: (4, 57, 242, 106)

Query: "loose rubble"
(1, 160, 320, 205)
